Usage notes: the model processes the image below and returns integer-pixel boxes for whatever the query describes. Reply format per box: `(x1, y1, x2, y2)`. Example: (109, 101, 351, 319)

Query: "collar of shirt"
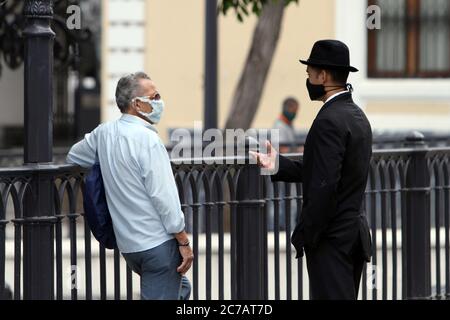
(324, 90, 349, 105)
(120, 113, 158, 133)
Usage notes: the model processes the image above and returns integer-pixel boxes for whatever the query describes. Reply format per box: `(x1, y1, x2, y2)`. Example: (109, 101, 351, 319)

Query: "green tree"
(219, 0, 299, 130)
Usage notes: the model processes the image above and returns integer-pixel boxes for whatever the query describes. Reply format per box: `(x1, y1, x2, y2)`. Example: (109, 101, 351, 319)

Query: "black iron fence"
(1, 134, 449, 300)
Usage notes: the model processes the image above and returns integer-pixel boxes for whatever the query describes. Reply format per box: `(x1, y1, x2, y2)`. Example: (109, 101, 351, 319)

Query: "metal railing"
(1, 131, 449, 167)
(1, 134, 449, 300)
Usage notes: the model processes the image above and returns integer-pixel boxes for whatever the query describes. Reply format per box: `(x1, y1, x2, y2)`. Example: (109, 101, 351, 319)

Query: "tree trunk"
(224, 0, 285, 130)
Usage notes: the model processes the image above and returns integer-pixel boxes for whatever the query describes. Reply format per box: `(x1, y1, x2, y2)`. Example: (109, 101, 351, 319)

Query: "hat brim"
(299, 59, 359, 72)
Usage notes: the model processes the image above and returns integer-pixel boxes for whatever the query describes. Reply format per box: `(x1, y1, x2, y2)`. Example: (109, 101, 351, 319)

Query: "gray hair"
(115, 72, 151, 112)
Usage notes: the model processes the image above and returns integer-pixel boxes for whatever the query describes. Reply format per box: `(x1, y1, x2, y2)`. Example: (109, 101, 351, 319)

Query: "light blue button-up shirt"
(67, 114, 185, 253)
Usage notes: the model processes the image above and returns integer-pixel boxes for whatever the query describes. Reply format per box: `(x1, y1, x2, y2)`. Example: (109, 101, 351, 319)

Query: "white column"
(334, 0, 369, 109)
(101, 0, 147, 122)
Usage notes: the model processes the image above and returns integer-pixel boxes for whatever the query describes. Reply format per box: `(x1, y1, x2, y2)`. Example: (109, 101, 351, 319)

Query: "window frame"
(368, 0, 450, 78)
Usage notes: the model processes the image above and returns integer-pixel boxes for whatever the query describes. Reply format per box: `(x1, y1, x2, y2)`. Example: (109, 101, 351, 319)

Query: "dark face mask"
(306, 79, 346, 101)
(282, 110, 296, 122)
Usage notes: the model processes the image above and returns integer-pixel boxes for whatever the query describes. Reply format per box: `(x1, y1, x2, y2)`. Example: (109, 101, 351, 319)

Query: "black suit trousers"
(305, 239, 365, 300)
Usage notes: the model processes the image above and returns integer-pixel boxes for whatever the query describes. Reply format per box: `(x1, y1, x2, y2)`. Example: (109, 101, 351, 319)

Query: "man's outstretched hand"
(249, 140, 278, 173)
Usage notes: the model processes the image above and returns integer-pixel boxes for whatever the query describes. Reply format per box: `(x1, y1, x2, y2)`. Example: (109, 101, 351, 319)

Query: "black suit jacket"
(272, 92, 372, 261)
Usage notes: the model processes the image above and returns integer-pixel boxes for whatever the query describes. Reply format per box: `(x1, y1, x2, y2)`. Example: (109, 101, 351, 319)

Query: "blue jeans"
(122, 239, 191, 300)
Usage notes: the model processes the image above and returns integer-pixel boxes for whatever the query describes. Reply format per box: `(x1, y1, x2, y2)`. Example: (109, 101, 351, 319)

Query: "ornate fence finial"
(23, 0, 54, 18)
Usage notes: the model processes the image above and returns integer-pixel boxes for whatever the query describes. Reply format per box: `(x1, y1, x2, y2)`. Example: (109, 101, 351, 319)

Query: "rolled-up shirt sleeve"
(139, 141, 185, 234)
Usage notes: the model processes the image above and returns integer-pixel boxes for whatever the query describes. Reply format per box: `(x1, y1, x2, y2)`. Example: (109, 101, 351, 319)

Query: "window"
(368, 0, 450, 78)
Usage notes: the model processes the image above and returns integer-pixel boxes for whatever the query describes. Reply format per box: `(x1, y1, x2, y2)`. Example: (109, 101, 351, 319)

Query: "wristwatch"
(178, 241, 190, 247)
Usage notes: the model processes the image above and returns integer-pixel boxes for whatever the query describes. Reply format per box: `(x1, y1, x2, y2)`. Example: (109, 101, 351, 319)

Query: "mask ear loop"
(134, 97, 151, 111)
(132, 98, 139, 111)
(346, 83, 354, 92)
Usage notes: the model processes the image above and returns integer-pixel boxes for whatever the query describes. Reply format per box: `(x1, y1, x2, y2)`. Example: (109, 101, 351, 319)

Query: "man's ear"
(319, 69, 327, 84)
(133, 98, 141, 111)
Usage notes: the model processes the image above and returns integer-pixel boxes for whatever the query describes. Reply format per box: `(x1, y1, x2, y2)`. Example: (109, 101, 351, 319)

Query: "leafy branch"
(219, 0, 299, 22)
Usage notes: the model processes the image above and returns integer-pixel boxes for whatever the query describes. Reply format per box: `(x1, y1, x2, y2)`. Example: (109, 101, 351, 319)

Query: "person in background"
(67, 72, 193, 300)
(273, 97, 301, 154)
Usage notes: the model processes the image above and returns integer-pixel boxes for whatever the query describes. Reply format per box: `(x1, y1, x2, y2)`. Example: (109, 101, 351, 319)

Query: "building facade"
(0, 0, 449, 148)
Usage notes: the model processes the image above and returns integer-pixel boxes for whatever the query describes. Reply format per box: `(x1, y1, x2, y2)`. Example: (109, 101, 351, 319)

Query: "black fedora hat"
(299, 39, 358, 72)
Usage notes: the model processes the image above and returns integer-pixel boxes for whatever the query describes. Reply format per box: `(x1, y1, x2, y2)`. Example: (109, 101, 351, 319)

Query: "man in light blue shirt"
(67, 72, 193, 300)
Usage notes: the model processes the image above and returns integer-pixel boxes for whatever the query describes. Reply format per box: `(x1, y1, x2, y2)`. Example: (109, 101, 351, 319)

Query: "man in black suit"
(251, 40, 372, 300)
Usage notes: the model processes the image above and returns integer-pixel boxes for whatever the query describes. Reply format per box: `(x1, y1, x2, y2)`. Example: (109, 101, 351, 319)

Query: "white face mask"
(134, 97, 165, 124)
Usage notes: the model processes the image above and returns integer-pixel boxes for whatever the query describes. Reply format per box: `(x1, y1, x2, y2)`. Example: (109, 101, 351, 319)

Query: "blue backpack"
(83, 162, 117, 249)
